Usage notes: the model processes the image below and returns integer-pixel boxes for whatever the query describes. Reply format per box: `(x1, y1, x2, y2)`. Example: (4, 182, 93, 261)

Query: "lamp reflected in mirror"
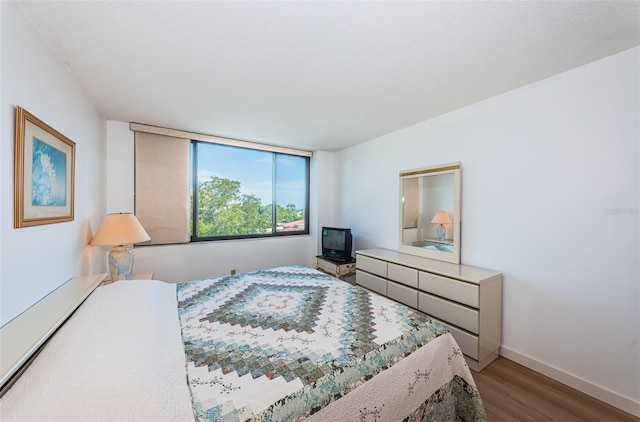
(431, 211, 452, 241)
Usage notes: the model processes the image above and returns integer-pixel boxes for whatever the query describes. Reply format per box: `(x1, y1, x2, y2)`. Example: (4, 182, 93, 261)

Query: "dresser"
(356, 248, 502, 371)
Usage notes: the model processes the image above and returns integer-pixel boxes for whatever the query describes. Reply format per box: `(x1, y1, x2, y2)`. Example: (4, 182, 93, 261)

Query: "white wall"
(132, 236, 314, 282)
(105, 122, 338, 282)
(340, 47, 639, 412)
(0, 2, 107, 325)
(311, 150, 341, 252)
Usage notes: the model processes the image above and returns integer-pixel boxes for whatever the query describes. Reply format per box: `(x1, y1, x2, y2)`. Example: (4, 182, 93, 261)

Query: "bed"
(0, 266, 486, 421)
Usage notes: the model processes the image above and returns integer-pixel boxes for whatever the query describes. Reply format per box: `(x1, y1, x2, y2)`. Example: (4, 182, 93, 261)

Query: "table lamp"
(431, 211, 452, 242)
(90, 213, 150, 281)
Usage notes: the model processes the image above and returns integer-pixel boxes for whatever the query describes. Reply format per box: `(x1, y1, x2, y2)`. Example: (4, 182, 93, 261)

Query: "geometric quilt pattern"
(176, 266, 440, 421)
(204, 283, 329, 334)
(178, 268, 380, 384)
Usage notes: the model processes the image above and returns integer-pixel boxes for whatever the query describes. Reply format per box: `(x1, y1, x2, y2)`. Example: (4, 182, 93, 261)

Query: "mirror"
(399, 162, 461, 264)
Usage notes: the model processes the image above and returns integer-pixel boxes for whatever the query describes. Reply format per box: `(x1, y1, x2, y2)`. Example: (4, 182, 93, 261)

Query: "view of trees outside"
(192, 142, 307, 238)
(274, 153, 307, 231)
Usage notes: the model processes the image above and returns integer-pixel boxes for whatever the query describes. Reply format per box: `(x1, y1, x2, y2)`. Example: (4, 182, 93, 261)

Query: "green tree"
(196, 176, 272, 237)
(275, 204, 286, 225)
(284, 203, 297, 223)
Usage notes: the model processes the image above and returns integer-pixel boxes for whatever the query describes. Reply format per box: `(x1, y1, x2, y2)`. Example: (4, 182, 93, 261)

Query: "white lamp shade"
(431, 211, 452, 225)
(90, 213, 150, 246)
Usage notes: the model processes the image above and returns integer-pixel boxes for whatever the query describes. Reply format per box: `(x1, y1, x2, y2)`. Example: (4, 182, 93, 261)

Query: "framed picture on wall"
(14, 106, 75, 228)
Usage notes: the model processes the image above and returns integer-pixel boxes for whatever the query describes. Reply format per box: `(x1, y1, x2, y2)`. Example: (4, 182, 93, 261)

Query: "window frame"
(190, 140, 310, 242)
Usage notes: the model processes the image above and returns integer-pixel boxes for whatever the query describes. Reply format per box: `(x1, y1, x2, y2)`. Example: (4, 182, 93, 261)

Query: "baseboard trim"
(500, 346, 640, 418)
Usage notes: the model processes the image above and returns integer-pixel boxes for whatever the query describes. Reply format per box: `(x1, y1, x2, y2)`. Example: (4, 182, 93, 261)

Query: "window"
(191, 141, 309, 241)
(132, 123, 311, 245)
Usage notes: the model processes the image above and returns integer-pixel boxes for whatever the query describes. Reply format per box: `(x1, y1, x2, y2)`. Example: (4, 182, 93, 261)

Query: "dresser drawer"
(387, 281, 418, 308)
(388, 263, 418, 288)
(418, 292, 479, 334)
(443, 323, 479, 360)
(356, 270, 387, 296)
(357, 255, 387, 278)
(419, 271, 479, 308)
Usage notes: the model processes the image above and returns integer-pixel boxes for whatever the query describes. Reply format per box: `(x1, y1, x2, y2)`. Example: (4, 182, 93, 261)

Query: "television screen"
(322, 227, 352, 261)
(324, 230, 345, 250)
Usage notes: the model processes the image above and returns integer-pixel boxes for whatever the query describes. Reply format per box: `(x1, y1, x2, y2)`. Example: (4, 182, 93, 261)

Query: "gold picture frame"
(14, 106, 75, 228)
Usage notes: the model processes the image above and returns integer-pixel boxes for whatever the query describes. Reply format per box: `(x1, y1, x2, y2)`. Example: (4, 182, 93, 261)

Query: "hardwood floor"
(472, 357, 639, 422)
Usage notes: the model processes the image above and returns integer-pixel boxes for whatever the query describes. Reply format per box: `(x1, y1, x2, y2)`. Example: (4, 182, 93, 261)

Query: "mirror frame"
(399, 162, 461, 264)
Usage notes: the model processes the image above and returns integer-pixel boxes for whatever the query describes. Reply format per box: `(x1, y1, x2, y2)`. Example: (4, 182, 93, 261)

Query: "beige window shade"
(135, 132, 190, 244)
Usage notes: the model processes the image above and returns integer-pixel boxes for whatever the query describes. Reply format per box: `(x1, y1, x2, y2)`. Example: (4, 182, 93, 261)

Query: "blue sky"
(195, 143, 306, 208)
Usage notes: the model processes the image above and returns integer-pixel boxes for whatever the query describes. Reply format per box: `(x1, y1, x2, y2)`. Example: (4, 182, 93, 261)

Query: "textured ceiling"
(17, 1, 640, 151)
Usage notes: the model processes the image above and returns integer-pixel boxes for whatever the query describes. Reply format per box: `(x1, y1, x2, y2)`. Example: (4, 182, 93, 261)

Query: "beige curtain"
(134, 132, 190, 244)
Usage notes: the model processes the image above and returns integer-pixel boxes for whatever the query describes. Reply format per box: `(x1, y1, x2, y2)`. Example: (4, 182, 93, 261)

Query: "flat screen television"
(321, 227, 353, 261)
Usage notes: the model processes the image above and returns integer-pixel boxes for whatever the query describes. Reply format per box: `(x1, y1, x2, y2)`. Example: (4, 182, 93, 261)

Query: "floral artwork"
(14, 106, 75, 228)
(31, 137, 67, 207)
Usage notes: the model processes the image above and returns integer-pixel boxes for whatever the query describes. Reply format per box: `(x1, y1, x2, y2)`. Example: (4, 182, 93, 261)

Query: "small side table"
(315, 256, 356, 279)
(102, 272, 154, 286)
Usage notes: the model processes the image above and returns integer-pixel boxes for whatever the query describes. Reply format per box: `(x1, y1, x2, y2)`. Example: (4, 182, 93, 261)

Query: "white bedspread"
(0, 280, 194, 421)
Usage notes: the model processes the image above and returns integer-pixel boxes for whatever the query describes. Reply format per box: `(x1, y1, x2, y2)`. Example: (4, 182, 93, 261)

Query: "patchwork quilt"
(177, 266, 487, 421)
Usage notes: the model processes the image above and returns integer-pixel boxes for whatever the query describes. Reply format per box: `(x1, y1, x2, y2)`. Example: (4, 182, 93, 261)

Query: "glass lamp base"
(436, 225, 446, 242)
(108, 246, 134, 281)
